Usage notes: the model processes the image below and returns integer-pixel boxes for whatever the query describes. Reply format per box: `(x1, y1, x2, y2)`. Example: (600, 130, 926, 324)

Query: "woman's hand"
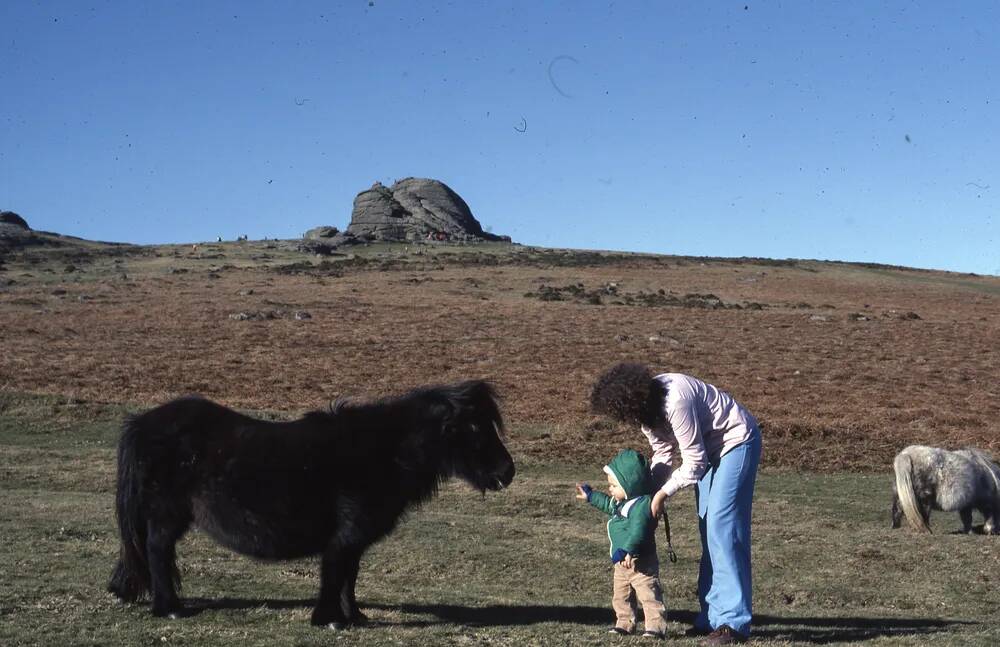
(650, 490, 668, 519)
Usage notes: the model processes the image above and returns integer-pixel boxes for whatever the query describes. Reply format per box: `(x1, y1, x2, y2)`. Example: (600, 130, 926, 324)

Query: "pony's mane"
(323, 380, 505, 435)
(964, 447, 1000, 494)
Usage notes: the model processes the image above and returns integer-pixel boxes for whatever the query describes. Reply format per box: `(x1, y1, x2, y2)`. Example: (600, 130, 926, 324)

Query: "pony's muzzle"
(495, 462, 516, 489)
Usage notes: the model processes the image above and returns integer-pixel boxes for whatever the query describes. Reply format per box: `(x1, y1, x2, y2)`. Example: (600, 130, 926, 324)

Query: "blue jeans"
(693, 430, 761, 636)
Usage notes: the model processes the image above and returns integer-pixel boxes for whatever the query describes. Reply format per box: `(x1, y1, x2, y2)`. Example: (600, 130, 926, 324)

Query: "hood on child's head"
(603, 449, 651, 499)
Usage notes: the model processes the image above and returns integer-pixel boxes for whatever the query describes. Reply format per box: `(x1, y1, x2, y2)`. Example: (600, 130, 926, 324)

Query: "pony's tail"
(894, 452, 931, 533)
(107, 417, 151, 602)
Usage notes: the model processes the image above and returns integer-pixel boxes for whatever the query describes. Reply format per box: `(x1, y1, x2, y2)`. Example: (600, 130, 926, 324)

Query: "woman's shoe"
(701, 624, 748, 645)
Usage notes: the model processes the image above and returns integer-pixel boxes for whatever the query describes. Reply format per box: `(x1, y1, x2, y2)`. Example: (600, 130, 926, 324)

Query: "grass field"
(2, 393, 998, 646)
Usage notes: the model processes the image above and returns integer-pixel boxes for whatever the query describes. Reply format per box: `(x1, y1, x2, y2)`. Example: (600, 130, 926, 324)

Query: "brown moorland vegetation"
(1, 238, 998, 470)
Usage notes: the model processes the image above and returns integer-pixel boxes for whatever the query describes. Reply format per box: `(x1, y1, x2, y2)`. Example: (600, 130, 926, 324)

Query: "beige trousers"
(611, 557, 667, 634)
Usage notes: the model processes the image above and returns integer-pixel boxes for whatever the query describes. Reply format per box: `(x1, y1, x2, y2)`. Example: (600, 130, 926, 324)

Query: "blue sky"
(2, 1, 998, 274)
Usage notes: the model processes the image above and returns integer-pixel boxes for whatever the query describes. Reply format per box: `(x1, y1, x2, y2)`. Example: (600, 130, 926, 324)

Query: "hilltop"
(1, 236, 997, 471)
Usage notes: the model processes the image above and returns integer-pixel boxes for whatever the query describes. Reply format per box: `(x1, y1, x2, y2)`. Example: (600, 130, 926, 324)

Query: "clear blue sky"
(3, 1, 998, 274)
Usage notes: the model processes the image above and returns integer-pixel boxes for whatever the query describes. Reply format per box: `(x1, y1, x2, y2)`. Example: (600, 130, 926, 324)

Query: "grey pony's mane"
(893, 451, 930, 532)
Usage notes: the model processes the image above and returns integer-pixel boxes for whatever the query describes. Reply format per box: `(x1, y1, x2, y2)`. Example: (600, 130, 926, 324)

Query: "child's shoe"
(642, 629, 665, 639)
(608, 626, 631, 636)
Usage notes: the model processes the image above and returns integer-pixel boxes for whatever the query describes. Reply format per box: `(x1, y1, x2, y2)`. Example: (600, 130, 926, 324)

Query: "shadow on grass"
(181, 597, 314, 615)
(182, 597, 609, 626)
(365, 601, 611, 627)
(371, 604, 975, 641)
(674, 610, 975, 644)
(947, 523, 997, 535)
(750, 612, 977, 644)
(180, 598, 976, 642)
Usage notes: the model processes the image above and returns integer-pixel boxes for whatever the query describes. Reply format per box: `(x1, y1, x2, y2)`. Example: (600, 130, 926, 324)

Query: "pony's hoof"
(349, 611, 369, 625)
(311, 607, 346, 628)
(151, 600, 186, 619)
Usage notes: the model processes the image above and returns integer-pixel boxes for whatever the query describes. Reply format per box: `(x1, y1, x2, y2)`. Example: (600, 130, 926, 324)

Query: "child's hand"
(575, 483, 592, 501)
(611, 549, 635, 569)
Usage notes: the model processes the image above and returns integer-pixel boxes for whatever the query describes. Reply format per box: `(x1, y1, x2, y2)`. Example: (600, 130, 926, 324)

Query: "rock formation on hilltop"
(299, 178, 510, 254)
(0, 210, 37, 250)
(1, 211, 29, 230)
(348, 177, 507, 243)
(0, 211, 133, 253)
(303, 226, 340, 240)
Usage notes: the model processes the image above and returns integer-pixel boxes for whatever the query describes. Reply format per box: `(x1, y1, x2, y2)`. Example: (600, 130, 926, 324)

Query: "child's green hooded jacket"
(586, 449, 657, 562)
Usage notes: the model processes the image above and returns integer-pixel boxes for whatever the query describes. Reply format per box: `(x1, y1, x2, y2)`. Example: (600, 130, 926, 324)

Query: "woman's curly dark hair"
(589, 362, 666, 427)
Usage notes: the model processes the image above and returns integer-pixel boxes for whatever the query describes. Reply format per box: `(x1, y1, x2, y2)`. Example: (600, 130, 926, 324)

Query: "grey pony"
(891, 445, 1000, 534)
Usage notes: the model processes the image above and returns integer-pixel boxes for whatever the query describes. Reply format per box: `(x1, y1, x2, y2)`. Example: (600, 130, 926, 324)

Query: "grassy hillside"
(2, 238, 998, 470)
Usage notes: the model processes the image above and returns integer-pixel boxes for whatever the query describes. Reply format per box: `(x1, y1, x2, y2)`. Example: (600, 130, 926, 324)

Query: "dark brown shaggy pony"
(107, 380, 515, 628)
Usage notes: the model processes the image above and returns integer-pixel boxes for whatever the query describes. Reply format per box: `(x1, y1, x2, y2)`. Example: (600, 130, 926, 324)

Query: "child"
(576, 448, 667, 639)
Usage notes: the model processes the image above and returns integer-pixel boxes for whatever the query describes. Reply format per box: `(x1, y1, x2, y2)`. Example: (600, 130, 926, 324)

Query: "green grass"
(1, 393, 998, 646)
(840, 264, 1000, 296)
